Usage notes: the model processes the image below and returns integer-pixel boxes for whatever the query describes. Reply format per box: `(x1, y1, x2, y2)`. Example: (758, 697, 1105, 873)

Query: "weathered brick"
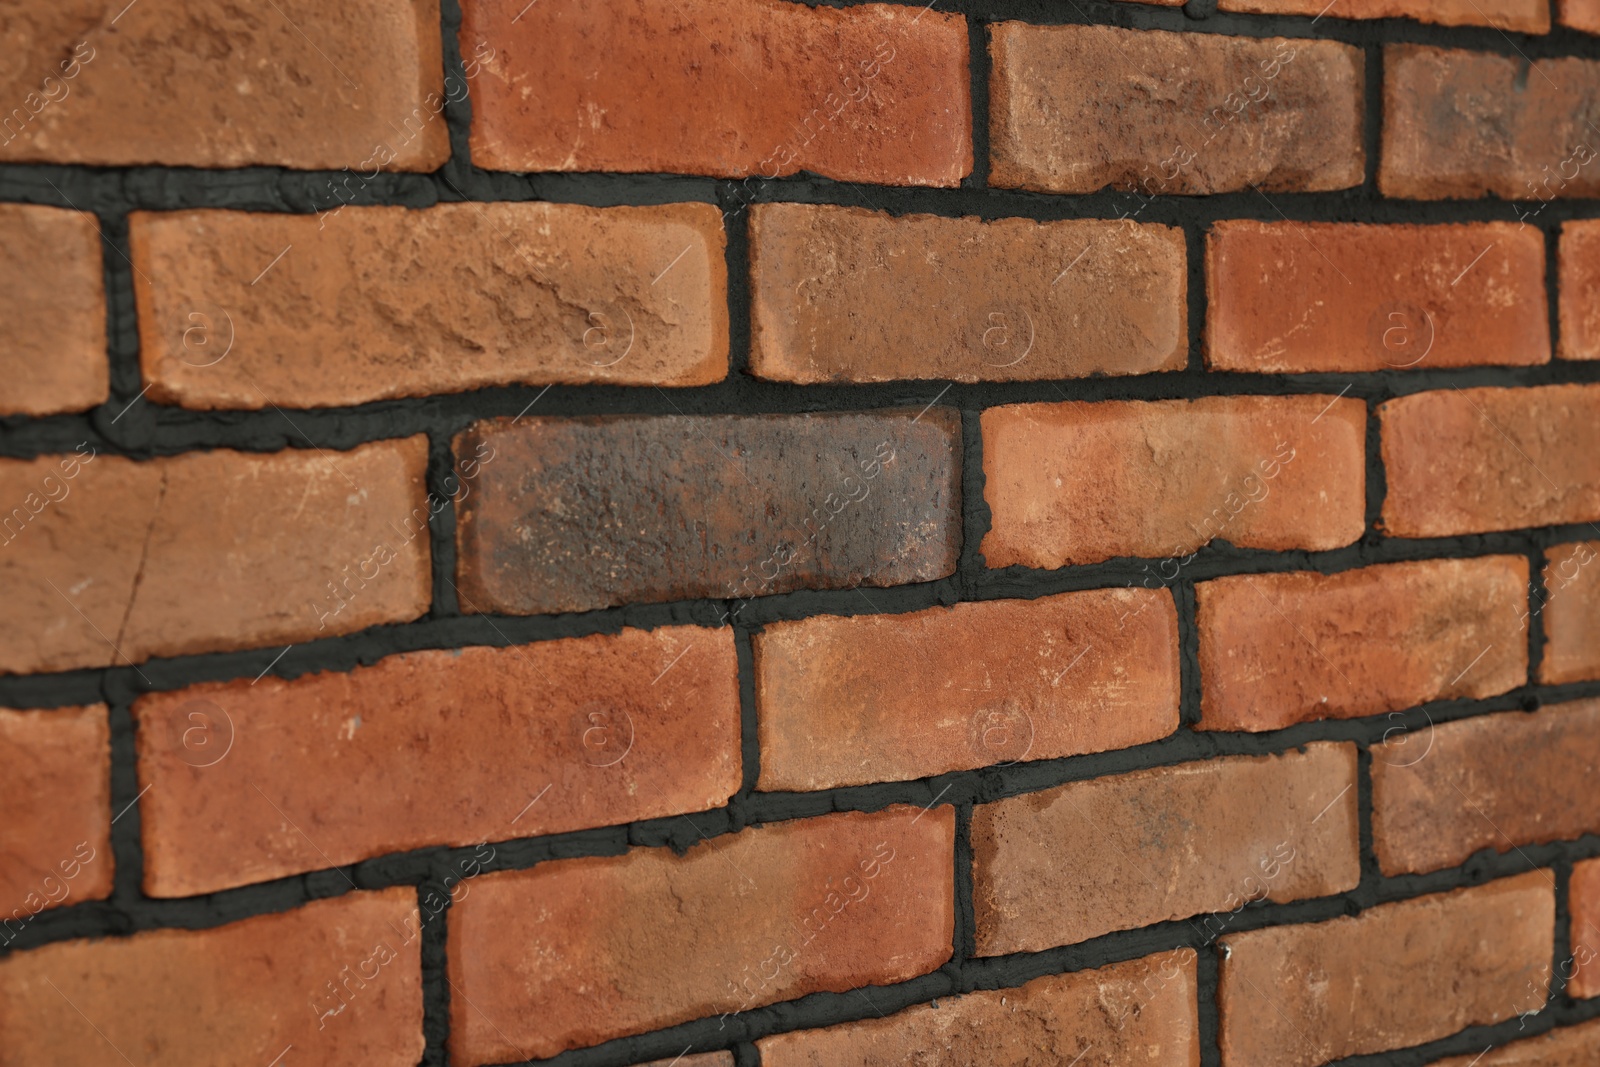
(1561, 0, 1600, 33)
(1372, 699, 1600, 876)
(0, 437, 429, 675)
(1571, 859, 1600, 999)
(1219, 0, 1547, 30)
(639, 1055, 733, 1067)
(758, 950, 1199, 1066)
(1430, 1019, 1600, 1065)
(131, 204, 728, 409)
(0, 0, 447, 169)
(1382, 46, 1600, 200)
(1542, 542, 1600, 685)
(1219, 872, 1555, 1067)
(1560, 221, 1600, 360)
(989, 24, 1363, 195)
(447, 807, 955, 1064)
(461, 0, 971, 185)
(981, 395, 1365, 569)
(0, 888, 423, 1066)
(755, 589, 1179, 792)
(1198, 557, 1528, 733)
(1206, 220, 1548, 373)
(134, 626, 739, 897)
(0, 205, 106, 416)
(749, 204, 1185, 383)
(0, 705, 112, 930)
(973, 744, 1358, 954)
(1379, 385, 1600, 537)
(455, 412, 961, 615)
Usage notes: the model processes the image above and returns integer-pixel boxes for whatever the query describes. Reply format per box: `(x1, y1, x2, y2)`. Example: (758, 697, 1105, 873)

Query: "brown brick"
(447, 806, 955, 1064)
(460, 0, 971, 185)
(1372, 699, 1600, 876)
(973, 744, 1358, 954)
(1560, 221, 1600, 360)
(1571, 860, 1600, 999)
(1430, 1019, 1600, 1065)
(980, 395, 1365, 570)
(0, 0, 446, 169)
(1561, 0, 1600, 33)
(1379, 385, 1600, 538)
(1198, 557, 1528, 733)
(638, 1055, 734, 1067)
(1219, 872, 1555, 1067)
(758, 950, 1200, 1066)
(0, 437, 429, 676)
(1382, 46, 1600, 200)
(0, 888, 423, 1066)
(1219, 0, 1547, 30)
(749, 204, 1185, 384)
(134, 626, 739, 897)
(989, 24, 1363, 195)
(0, 205, 106, 416)
(131, 204, 727, 410)
(455, 412, 960, 616)
(1542, 542, 1600, 684)
(1206, 220, 1548, 373)
(0, 706, 111, 931)
(755, 589, 1179, 792)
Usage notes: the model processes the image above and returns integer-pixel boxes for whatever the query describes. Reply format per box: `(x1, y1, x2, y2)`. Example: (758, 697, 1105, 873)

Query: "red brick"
(749, 204, 1185, 383)
(1372, 699, 1600, 876)
(1219, 872, 1555, 1067)
(1206, 220, 1548, 373)
(0, 888, 423, 1066)
(1197, 557, 1528, 733)
(455, 412, 961, 615)
(0, 205, 106, 416)
(1379, 385, 1600, 538)
(758, 950, 1199, 1066)
(1561, 0, 1600, 33)
(989, 24, 1363, 195)
(0, 1, 446, 169)
(1430, 1019, 1600, 1065)
(0, 437, 429, 676)
(460, 0, 970, 185)
(0, 705, 111, 931)
(1571, 860, 1600, 998)
(1560, 221, 1600, 360)
(980, 396, 1365, 569)
(755, 590, 1179, 792)
(1542, 542, 1600, 684)
(134, 626, 738, 897)
(1382, 46, 1600, 200)
(973, 744, 1358, 954)
(447, 806, 954, 1064)
(1219, 0, 1547, 30)
(131, 204, 727, 409)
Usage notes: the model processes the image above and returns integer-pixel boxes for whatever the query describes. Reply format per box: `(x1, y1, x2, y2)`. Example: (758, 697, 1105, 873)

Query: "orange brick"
(1430, 1019, 1600, 1065)
(1570, 860, 1600, 999)
(980, 396, 1366, 569)
(1219, 0, 1547, 30)
(1561, 0, 1600, 32)
(1206, 221, 1548, 373)
(1542, 541, 1600, 684)
(1197, 557, 1528, 732)
(0, 205, 106, 416)
(1560, 221, 1600, 360)
(447, 807, 955, 1064)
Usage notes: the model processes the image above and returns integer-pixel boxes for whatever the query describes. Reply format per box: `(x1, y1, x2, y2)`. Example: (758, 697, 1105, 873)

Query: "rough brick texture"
(461, 0, 972, 185)
(989, 24, 1363, 195)
(0, 889, 423, 1066)
(0, 705, 112, 925)
(755, 589, 1179, 791)
(454, 412, 961, 615)
(1431, 1020, 1600, 1065)
(749, 203, 1186, 383)
(0, 437, 429, 675)
(981, 395, 1366, 569)
(0, 0, 447, 169)
(758, 950, 1199, 1066)
(0, 204, 106, 416)
(134, 627, 739, 897)
(447, 806, 955, 1064)
(1560, 221, 1600, 360)
(1197, 557, 1528, 732)
(1382, 47, 1600, 200)
(1542, 542, 1600, 685)
(1562, 0, 1600, 32)
(1572, 860, 1600, 999)
(131, 204, 728, 409)
(972, 744, 1358, 954)
(1219, 872, 1554, 1067)
(1206, 220, 1548, 373)
(640, 1055, 733, 1067)
(1218, 0, 1547, 30)
(1372, 699, 1600, 876)
(1380, 385, 1600, 537)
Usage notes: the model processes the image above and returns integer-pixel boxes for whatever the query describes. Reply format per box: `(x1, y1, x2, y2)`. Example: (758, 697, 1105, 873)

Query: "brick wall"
(2, 0, 1599, 1065)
